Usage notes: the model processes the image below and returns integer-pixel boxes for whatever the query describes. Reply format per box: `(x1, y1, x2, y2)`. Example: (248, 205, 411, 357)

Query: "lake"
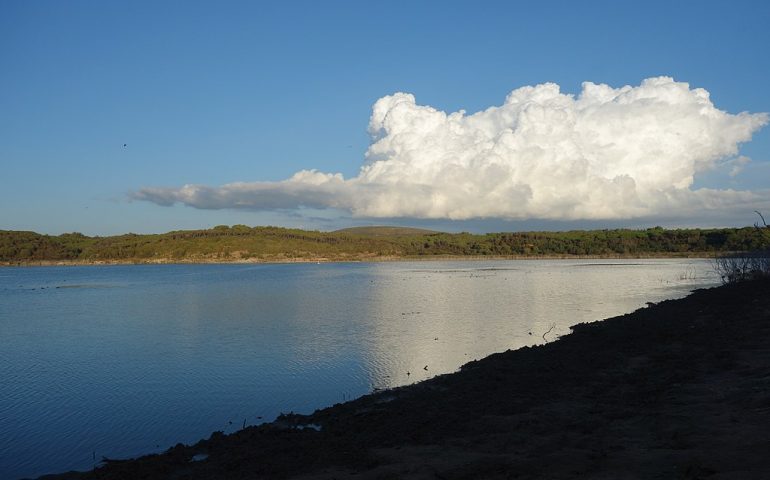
(0, 259, 719, 479)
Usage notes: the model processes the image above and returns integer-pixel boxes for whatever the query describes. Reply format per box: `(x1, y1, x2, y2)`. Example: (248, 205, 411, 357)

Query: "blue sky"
(2, 0, 769, 235)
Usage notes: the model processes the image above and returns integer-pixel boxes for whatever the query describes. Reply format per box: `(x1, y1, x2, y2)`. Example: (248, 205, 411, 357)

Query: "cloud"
(727, 155, 752, 177)
(133, 77, 769, 221)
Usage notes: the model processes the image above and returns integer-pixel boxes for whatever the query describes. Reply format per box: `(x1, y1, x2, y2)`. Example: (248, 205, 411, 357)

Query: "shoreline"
(2, 252, 715, 267)
(39, 278, 770, 479)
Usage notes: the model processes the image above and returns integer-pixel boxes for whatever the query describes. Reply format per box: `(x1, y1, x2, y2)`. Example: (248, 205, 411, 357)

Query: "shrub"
(714, 212, 770, 283)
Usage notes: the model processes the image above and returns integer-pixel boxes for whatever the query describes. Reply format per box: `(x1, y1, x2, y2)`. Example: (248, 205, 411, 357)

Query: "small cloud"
(133, 77, 769, 221)
(728, 155, 752, 177)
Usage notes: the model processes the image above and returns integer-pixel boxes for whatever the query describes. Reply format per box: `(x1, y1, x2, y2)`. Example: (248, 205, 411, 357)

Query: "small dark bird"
(528, 332, 532, 335)
(434, 337, 438, 341)
(423, 365, 428, 371)
(123, 144, 127, 148)
(407, 371, 410, 376)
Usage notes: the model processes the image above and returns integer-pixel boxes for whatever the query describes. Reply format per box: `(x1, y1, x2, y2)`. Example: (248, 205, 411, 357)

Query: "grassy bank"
(40, 278, 770, 479)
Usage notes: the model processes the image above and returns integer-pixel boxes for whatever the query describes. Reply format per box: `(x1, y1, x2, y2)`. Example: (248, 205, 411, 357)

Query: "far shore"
(1, 252, 716, 267)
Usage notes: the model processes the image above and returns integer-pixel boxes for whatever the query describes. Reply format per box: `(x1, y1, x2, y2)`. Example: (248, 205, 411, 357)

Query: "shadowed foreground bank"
(41, 280, 770, 480)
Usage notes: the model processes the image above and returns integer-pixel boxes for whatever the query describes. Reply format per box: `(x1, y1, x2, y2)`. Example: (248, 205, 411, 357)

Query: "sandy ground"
(40, 279, 770, 479)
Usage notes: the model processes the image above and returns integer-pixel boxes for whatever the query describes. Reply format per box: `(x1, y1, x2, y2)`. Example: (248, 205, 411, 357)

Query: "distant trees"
(0, 231, 83, 261)
(1, 223, 769, 263)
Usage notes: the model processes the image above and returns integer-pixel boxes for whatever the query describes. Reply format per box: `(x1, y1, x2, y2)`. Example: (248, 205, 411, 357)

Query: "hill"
(1, 224, 768, 264)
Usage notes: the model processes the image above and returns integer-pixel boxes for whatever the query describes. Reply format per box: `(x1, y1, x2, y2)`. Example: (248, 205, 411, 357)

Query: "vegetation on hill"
(1, 224, 768, 264)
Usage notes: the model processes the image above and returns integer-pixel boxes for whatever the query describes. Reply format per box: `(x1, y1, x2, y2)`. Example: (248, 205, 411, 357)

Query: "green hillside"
(1, 224, 767, 264)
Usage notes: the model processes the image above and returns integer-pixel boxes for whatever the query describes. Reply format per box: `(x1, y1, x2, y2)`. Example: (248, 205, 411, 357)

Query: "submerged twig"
(542, 323, 556, 342)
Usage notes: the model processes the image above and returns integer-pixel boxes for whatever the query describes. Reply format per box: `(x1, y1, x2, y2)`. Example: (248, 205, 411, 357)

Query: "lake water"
(0, 259, 719, 479)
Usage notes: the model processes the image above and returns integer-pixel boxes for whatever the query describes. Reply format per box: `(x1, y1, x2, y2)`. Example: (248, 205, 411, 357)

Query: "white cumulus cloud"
(133, 77, 769, 221)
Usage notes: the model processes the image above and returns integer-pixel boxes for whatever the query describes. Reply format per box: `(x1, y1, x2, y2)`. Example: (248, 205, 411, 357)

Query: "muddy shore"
(40, 279, 770, 479)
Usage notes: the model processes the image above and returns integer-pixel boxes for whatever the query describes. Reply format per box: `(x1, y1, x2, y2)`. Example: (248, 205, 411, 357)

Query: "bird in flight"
(123, 144, 127, 148)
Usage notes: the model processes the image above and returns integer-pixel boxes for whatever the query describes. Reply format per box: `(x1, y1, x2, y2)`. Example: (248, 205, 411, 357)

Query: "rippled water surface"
(0, 260, 719, 478)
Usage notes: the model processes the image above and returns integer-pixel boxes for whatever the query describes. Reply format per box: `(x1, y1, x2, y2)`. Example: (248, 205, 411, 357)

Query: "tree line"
(1, 225, 767, 263)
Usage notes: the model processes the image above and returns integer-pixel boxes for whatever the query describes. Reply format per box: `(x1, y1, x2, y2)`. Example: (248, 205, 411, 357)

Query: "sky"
(2, 0, 770, 235)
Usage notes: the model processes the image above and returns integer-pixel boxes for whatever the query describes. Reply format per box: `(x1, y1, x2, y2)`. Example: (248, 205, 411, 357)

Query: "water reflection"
(360, 260, 719, 390)
(0, 260, 719, 479)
